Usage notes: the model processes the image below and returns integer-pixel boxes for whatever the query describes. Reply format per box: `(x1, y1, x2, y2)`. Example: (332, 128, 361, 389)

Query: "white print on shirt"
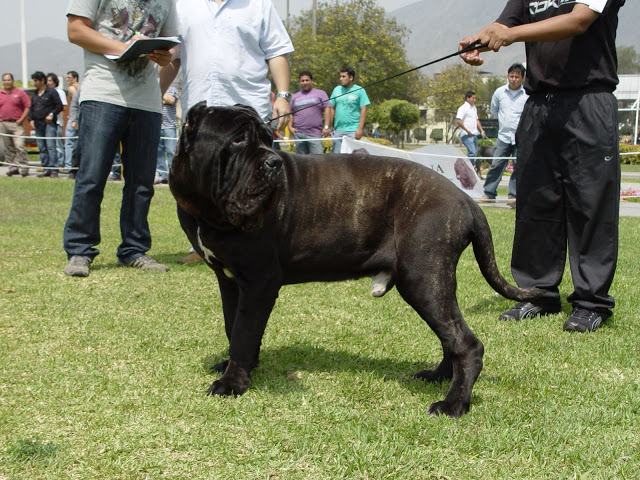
(529, 0, 575, 15)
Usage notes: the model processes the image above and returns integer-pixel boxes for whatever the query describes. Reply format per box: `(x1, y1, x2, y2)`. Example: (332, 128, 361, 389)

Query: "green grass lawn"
(1, 178, 639, 479)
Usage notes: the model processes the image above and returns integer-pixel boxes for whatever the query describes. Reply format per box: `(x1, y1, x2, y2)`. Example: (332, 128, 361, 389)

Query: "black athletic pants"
(512, 89, 620, 314)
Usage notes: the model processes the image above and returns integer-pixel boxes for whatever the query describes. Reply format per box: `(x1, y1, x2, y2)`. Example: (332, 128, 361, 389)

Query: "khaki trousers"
(0, 120, 29, 173)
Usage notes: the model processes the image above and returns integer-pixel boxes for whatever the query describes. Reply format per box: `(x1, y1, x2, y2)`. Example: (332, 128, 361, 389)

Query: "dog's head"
(170, 102, 283, 230)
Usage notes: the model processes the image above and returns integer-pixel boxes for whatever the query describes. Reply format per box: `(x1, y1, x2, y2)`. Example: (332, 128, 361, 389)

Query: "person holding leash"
(460, 0, 624, 332)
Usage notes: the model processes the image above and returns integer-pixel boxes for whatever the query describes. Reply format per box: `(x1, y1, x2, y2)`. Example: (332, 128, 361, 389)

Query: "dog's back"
(273, 152, 476, 284)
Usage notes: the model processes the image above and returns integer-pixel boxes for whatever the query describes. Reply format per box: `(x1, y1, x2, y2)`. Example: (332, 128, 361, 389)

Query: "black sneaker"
(563, 308, 610, 333)
(499, 302, 561, 321)
(64, 255, 92, 277)
(118, 254, 169, 271)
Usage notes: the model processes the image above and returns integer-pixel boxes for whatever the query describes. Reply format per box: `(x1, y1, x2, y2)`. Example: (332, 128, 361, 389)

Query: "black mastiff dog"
(170, 103, 540, 418)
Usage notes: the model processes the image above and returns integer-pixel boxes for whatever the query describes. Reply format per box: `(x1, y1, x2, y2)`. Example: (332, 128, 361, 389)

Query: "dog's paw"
(413, 369, 452, 383)
(428, 400, 469, 418)
(206, 361, 251, 397)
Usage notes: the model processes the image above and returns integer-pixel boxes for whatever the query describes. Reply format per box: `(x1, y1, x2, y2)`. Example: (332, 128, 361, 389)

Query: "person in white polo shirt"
(456, 91, 486, 177)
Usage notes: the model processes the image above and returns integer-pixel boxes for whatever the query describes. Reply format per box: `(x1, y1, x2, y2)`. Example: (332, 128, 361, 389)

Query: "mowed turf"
(1, 178, 639, 480)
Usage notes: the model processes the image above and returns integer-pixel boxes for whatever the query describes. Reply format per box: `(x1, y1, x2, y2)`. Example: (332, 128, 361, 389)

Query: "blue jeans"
(460, 134, 478, 165)
(56, 124, 65, 166)
(294, 132, 324, 155)
(64, 123, 78, 170)
(483, 138, 516, 198)
(63, 101, 161, 262)
(331, 130, 356, 153)
(35, 122, 59, 173)
(156, 127, 178, 180)
(111, 152, 122, 179)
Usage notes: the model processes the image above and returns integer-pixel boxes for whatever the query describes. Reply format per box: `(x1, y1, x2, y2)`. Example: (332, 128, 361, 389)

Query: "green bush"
(429, 128, 443, 142)
(620, 143, 640, 165)
(477, 137, 496, 147)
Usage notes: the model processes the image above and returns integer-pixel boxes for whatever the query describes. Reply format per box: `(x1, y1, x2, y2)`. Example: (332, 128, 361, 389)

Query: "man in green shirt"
(329, 67, 370, 153)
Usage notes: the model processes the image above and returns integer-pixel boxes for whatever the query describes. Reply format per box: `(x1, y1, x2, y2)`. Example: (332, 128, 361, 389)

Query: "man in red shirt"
(0, 73, 31, 176)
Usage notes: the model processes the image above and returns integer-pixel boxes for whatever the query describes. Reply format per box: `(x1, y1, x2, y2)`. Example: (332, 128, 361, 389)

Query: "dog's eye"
(232, 133, 246, 144)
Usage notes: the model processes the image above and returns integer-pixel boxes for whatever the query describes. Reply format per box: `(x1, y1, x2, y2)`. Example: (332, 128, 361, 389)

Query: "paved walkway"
(478, 172, 640, 217)
(2, 164, 640, 217)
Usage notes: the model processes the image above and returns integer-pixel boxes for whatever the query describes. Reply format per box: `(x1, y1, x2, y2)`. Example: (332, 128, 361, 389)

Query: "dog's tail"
(470, 205, 542, 302)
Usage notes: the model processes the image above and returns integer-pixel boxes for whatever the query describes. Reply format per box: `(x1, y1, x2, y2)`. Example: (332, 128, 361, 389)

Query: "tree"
(617, 46, 640, 74)
(288, 0, 427, 104)
(426, 64, 484, 143)
(373, 99, 419, 147)
(474, 75, 505, 119)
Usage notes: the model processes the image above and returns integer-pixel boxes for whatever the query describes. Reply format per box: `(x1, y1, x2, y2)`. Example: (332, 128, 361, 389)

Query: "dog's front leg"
(207, 272, 281, 397)
(208, 273, 240, 375)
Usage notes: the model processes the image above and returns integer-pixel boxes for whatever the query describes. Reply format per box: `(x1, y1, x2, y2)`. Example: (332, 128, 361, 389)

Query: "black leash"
(270, 39, 487, 124)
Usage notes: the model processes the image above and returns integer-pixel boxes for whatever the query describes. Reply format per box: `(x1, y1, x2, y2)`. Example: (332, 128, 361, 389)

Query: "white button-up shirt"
(490, 84, 528, 145)
(456, 101, 479, 137)
(177, 0, 294, 120)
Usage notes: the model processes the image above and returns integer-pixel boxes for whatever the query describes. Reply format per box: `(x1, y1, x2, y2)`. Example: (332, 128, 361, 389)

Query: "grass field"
(1, 178, 639, 480)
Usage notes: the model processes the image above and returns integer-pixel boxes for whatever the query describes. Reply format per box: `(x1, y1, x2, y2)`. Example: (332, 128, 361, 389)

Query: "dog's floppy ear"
(233, 104, 274, 146)
(233, 104, 261, 120)
(180, 101, 208, 153)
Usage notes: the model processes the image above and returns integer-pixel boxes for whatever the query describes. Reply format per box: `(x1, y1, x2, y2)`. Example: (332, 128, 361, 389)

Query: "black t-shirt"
(496, 0, 625, 94)
(29, 86, 63, 124)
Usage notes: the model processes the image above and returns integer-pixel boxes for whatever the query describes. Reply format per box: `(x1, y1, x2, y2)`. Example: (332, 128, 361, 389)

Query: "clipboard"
(105, 37, 181, 63)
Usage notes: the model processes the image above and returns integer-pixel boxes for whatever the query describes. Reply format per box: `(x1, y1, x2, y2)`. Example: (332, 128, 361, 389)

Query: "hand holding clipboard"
(105, 36, 181, 63)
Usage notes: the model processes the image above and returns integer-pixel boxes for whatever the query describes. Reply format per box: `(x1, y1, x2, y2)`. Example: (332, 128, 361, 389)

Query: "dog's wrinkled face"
(172, 102, 283, 230)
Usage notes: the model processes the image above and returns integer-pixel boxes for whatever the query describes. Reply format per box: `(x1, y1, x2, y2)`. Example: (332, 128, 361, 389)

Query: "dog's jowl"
(170, 103, 540, 418)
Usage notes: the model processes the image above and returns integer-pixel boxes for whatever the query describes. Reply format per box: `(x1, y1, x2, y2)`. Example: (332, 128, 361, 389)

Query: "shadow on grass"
(202, 343, 465, 399)
(8, 439, 58, 463)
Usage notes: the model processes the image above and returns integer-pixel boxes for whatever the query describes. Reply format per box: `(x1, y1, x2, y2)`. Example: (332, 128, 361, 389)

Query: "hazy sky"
(0, 0, 419, 47)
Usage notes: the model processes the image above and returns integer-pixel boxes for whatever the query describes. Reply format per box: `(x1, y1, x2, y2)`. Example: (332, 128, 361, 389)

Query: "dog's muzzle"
(264, 153, 283, 172)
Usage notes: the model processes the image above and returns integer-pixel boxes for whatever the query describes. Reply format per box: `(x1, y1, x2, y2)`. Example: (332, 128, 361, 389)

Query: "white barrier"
(2, 131, 639, 196)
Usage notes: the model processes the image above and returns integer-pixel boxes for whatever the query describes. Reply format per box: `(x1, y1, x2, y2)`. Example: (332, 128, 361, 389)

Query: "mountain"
(391, 0, 640, 76)
(1, 37, 84, 80)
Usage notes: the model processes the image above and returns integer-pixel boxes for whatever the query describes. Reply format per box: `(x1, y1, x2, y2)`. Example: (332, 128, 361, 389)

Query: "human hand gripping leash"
(269, 40, 488, 125)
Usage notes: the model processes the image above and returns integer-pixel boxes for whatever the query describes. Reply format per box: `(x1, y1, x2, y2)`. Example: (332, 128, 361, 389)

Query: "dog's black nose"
(264, 155, 282, 170)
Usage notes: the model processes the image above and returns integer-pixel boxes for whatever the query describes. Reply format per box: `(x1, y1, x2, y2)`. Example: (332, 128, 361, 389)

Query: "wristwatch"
(277, 91, 291, 102)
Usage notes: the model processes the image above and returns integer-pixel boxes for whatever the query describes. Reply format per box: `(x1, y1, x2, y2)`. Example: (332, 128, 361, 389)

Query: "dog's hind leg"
(396, 268, 484, 418)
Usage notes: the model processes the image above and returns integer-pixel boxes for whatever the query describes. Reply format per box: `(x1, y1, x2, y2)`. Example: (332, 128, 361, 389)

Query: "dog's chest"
(196, 226, 234, 279)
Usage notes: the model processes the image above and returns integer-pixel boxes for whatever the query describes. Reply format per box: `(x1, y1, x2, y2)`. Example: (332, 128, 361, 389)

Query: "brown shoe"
(475, 195, 496, 204)
(6, 169, 20, 176)
(118, 254, 169, 271)
(177, 251, 203, 264)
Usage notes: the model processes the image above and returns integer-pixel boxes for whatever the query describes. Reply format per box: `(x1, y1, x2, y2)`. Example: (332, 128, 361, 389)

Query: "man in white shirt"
(456, 91, 486, 176)
(478, 63, 528, 205)
(161, 0, 294, 265)
(161, 0, 293, 127)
